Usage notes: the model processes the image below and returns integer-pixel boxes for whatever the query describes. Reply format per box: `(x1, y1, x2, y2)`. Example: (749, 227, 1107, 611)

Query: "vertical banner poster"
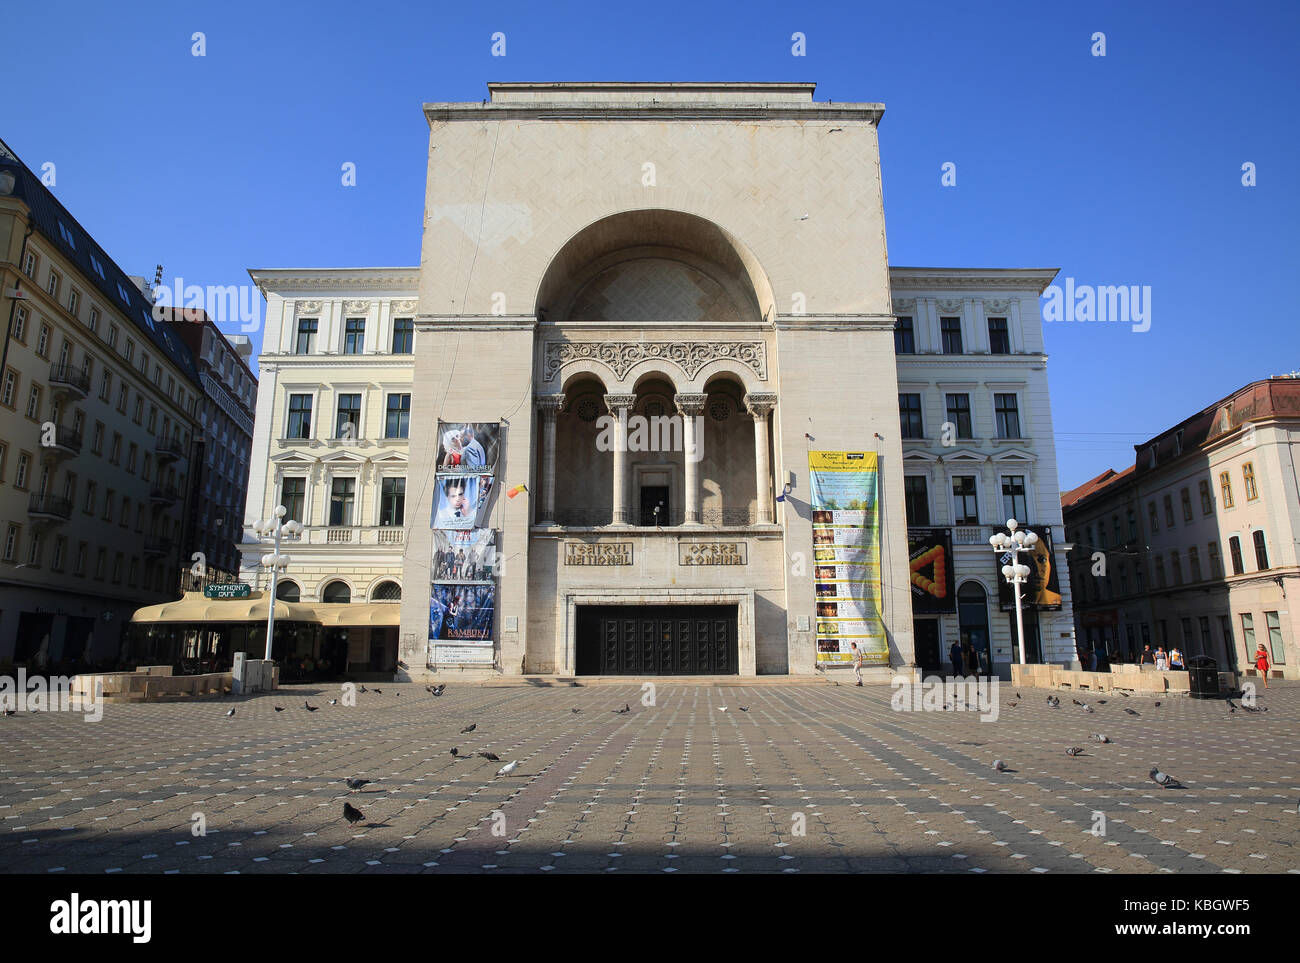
(432, 528, 497, 583)
(994, 524, 1063, 611)
(808, 451, 886, 665)
(428, 582, 496, 642)
(907, 528, 955, 614)
(436, 423, 499, 473)
(431, 474, 494, 529)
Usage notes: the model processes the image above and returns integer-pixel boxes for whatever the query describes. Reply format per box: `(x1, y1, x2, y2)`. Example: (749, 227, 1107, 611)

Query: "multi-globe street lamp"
(989, 518, 1038, 666)
(253, 506, 303, 661)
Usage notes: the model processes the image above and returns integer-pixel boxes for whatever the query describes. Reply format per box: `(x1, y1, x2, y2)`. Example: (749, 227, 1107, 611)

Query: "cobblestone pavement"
(1, 681, 1297, 874)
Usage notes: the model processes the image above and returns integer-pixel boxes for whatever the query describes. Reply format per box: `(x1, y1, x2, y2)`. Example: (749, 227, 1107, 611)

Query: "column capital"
(744, 391, 779, 417)
(603, 393, 637, 413)
(674, 392, 709, 416)
(536, 393, 565, 417)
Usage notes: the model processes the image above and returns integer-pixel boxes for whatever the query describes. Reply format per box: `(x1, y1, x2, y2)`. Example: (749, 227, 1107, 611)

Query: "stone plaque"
(679, 542, 748, 566)
(564, 542, 633, 566)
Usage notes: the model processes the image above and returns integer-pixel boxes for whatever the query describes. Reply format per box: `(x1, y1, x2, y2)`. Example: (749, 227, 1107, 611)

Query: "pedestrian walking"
(1254, 643, 1271, 688)
(1139, 644, 1153, 665)
(849, 641, 863, 686)
(950, 640, 962, 678)
(1154, 646, 1168, 671)
(1169, 646, 1184, 670)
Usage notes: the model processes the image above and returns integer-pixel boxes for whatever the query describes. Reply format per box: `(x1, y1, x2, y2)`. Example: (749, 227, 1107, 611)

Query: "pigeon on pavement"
(373, 689, 382, 694)
(1153, 701, 1161, 707)
(496, 760, 519, 777)
(343, 802, 365, 824)
(1124, 707, 1139, 716)
(1072, 699, 1083, 706)
(571, 708, 581, 713)
(718, 706, 728, 712)
(327, 699, 338, 706)
(274, 706, 284, 712)
(1065, 747, 1084, 757)
(345, 778, 370, 791)
(225, 708, 235, 717)
(449, 747, 460, 757)
(993, 759, 1007, 772)
(1093, 734, 1111, 743)
(477, 751, 500, 761)
(1149, 768, 1180, 788)
(613, 704, 631, 714)
(739, 706, 749, 712)
(305, 701, 319, 712)
(460, 723, 477, 733)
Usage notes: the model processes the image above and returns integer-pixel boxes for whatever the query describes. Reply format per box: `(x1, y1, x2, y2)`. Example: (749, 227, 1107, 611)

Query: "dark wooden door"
(639, 486, 669, 526)
(913, 619, 941, 673)
(578, 605, 737, 675)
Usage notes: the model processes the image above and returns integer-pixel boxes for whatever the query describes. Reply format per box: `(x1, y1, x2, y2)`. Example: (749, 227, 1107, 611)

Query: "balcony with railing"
(155, 438, 186, 462)
(28, 492, 73, 523)
(48, 363, 91, 400)
(541, 507, 766, 529)
(149, 484, 181, 505)
(291, 526, 406, 546)
(39, 424, 82, 459)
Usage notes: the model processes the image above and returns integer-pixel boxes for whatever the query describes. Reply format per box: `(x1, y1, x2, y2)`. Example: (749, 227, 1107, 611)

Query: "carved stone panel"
(543, 341, 767, 383)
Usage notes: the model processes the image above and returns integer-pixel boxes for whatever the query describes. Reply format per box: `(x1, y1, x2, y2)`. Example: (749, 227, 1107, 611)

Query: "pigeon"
(432, 685, 446, 696)
(496, 760, 518, 777)
(1097, 699, 1107, 705)
(1083, 705, 1094, 713)
(1228, 703, 1236, 714)
(305, 701, 319, 712)
(373, 688, 382, 694)
(1149, 768, 1179, 788)
(1153, 701, 1161, 708)
(1118, 691, 1130, 697)
(460, 723, 477, 733)
(425, 686, 434, 693)
(1093, 734, 1111, 743)
(477, 751, 500, 761)
(273, 706, 284, 712)
(1072, 699, 1083, 706)
(396, 692, 401, 697)
(397, 660, 408, 669)
(613, 704, 631, 714)
(344, 778, 370, 791)
(739, 706, 749, 712)
(1005, 702, 1018, 708)
(1242, 703, 1262, 714)
(1015, 692, 1022, 700)
(717, 706, 728, 712)
(449, 747, 460, 757)
(1123, 707, 1139, 716)
(993, 760, 1006, 772)
(2, 709, 15, 717)
(327, 699, 338, 706)
(1065, 747, 1084, 757)
(343, 802, 365, 824)
(571, 708, 581, 713)
(358, 686, 368, 694)
(225, 708, 235, 717)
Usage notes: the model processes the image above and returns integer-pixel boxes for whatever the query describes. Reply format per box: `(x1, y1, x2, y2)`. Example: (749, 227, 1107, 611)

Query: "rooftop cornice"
(424, 102, 883, 125)
(247, 268, 420, 297)
(889, 268, 1060, 293)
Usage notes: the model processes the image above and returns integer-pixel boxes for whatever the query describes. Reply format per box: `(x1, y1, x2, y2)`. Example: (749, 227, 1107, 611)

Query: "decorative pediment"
(902, 450, 940, 463)
(991, 448, 1036, 462)
(938, 449, 987, 463)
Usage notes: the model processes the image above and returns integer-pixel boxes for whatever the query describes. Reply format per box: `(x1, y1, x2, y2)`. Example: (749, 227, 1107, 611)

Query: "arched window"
(371, 580, 402, 601)
(321, 580, 351, 603)
(957, 581, 991, 674)
(275, 580, 300, 602)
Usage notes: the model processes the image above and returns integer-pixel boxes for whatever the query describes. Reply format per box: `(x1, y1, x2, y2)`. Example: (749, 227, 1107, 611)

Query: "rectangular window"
(147, 405, 157, 433)
(52, 537, 66, 572)
(83, 481, 97, 514)
(127, 443, 138, 473)
(1188, 546, 1201, 582)
(343, 318, 365, 354)
(987, 317, 1010, 354)
(1119, 565, 1129, 595)
(1, 369, 14, 408)
(1170, 550, 1182, 585)
(1220, 471, 1234, 508)
(1199, 479, 1213, 514)
(1220, 615, 1233, 654)
(98, 370, 111, 401)
(108, 325, 118, 349)
(75, 542, 87, 576)
(21, 251, 36, 277)
(945, 394, 972, 439)
(952, 476, 979, 525)
(1148, 501, 1159, 533)
(1112, 514, 1121, 544)
(994, 393, 1021, 439)
(47, 270, 60, 298)
(903, 475, 929, 526)
(109, 433, 122, 464)
(36, 323, 50, 357)
(1241, 613, 1256, 659)
(1180, 487, 1193, 521)
(385, 393, 411, 439)
(328, 477, 356, 526)
(15, 452, 29, 490)
(133, 396, 143, 424)
(142, 453, 152, 482)
(1229, 536, 1244, 575)
(287, 394, 312, 439)
(13, 307, 27, 342)
(281, 477, 307, 523)
(25, 385, 41, 420)
(91, 422, 104, 454)
(1179, 617, 1193, 648)
(1002, 475, 1027, 521)
(391, 318, 414, 354)
(1154, 555, 1166, 587)
(1163, 494, 1175, 527)
(119, 497, 130, 527)
(1097, 524, 1107, 550)
(335, 393, 362, 439)
(95, 548, 106, 580)
(3, 525, 18, 562)
(295, 318, 318, 354)
(116, 383, 129, 412)
(1199, 616, 1212, 653)
(1242, 462, 1258, 501)
(898, 394, 923, 439)
(940, 316, 963, 354)
(1207, 540, 1222, 577)
(1253, 530, 1269, 570)
(103, 489, 115, 521)
(68, 289, 80, 316)
(893, 316, 915, 354)
(380, 477, 406, 526)
(1265, 611, 1285, 664)
(88, 307, 99, 333)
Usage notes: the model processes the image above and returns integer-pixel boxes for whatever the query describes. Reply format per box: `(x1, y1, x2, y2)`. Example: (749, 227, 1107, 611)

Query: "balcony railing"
(294, 526, 406, 546)
(28, 492, 73, 521)
(149, 485, 181, 504)
(155, 438, 186, 462)
(48, 363, 91, 398)
(144, 536, 173, 556)
(543, 508, 764, 528)
(40, 425, 82, 456)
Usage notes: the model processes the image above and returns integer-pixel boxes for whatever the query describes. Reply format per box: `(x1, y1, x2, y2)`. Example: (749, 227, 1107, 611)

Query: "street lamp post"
(989, 518, 1039, 665)
(254, 507, 303, 662)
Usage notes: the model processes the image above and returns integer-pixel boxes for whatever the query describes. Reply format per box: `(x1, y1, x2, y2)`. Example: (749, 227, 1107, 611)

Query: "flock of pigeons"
(988, 689, 1237, 790)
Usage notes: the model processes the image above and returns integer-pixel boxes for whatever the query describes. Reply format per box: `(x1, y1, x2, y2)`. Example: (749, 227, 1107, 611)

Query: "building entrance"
(576, 605, 738, 675)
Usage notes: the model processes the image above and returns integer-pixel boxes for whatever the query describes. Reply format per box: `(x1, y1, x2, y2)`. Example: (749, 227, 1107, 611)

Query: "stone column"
(604, 394, 637, 525)
(745, 392, 779, 524)
(535, 394, 564, 524)
(675, 393, 709, 525)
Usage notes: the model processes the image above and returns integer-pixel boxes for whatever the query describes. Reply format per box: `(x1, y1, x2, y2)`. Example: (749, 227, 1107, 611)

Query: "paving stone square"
(1, 681, 1296, 874)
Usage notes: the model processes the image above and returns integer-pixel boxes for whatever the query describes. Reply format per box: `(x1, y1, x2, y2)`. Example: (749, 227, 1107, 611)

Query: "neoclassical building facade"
(238, 82, 1077, 678)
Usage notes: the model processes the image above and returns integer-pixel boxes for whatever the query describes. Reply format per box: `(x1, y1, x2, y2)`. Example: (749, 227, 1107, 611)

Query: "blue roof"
(0, 138, 200, 386)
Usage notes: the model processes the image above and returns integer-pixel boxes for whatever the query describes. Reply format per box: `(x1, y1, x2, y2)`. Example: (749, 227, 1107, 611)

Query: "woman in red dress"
(1254, 643, 1271, 688)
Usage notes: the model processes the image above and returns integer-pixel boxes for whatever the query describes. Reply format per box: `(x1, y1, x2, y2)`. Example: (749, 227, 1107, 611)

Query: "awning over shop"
(130, 592, 399, 627)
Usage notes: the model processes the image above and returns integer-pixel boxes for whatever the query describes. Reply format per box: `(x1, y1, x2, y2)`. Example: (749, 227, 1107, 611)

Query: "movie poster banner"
(907, 528, 955, 614)
(432, 529, 496, 583)
(431, 474, 493, 529)
(993, 523, 1063, 611)
(808, 451, 887, 665)
(436, 422, 499, 473)
(429, 582, 496, 643)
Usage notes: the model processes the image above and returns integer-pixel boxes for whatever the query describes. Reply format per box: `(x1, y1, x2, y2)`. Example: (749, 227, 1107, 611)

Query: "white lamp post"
(253, 507, 304, 661)
(989, 518, 1039, 665)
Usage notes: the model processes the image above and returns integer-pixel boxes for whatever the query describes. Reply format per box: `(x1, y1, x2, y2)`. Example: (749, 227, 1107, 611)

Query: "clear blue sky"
(7, 0, 1297, 491)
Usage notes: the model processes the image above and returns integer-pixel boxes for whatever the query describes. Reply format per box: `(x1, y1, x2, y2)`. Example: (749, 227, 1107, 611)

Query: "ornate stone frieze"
(674, 392, 709, 416)
(297, 301, 322, 315)
(543, 341, 767, 383)
(603, 393, 638, 413)
(536, 394, 566, 416)
(936, 299, 964, 314)
(392, 299, 418, 313)
(344, 299, 371, 314)
(744, 391, 779, 417)
(891, 299, 916, 315)
(984, 298, 1011, 314)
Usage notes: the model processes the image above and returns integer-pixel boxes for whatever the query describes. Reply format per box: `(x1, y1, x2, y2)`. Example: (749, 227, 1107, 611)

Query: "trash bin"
(1187, 655, 1219, 699)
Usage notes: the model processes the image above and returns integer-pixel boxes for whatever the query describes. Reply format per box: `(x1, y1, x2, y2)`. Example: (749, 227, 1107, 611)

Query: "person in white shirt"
(849, 641, 864, 686)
